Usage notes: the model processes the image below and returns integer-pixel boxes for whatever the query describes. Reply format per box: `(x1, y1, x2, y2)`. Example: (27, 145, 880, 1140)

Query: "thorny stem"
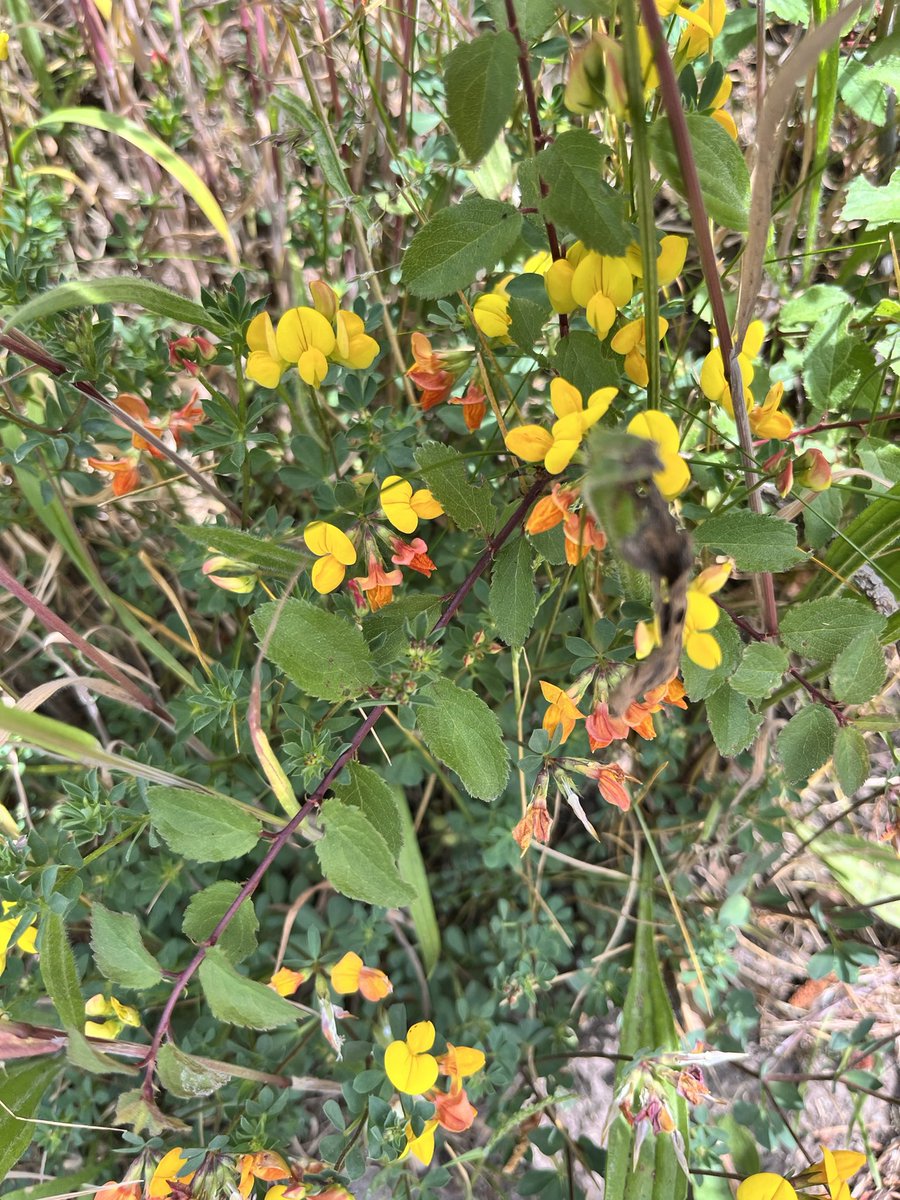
(502, 0, 569, 337)
(716, 599, 848, 725)
(638, 0, 780, 638)
(140, 471, 550, 1091)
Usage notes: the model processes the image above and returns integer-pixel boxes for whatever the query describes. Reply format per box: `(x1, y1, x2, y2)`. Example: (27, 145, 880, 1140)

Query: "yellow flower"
(699, 320, 765, 416)
(797, 1149, 866, 1192)
(275, 306, 336, 387)
(400, 1117, 439, 1165)
(238, 1151, 291, 1198)
(303, 521, 357, 593)
(544, 258, 577, 313)
(625, 235, 689, 287)
(540, 680, 586, 744)
(678, 0, 726, 59)
(331, 311, 379, 370)
(570, 253, 634, 338)
(505, 378, 617, 474)
(610, 316, 669, 388)
(682, 562, 731, 669)
(438, 1043, 486, 1093)
(148, 1148, 194, 1199)
(0, 32, 9, 61)
(626, 410, 691, 500)
(749, 382, 793, 440)
(384, 1020, 440, 1094)
(380, 475, 443, 534)
(735, 1175, 798, 1200)
(473, 292, 512, 339)
(657, 0, 713, 33)
(708, 74, 738, 139)
(84, 994, 141, 1040)
(0, 903, 37, 976)
(245, 312, 289, 389)
(268, 967, 307, 996)
(522, 250, 553, 275)
(330, 951, 393, 1002)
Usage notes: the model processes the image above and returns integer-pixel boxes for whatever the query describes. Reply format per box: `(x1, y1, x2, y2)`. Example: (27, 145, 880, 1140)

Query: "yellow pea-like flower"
(303, 521, 357, 593)
(384, 1020, 439, 1094)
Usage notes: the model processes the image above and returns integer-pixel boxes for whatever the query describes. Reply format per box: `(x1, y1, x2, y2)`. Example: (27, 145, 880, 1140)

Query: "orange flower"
(644, 676, 688, 711)
(432, 1085, 478, 1133)
(622, 700, 658, 741)
(86, 455, 142, 497)
(585, 702, 629, 751)
(238, 1151, 291, 1198)
(354, 554, 403, 612)
(114, 393, 164, 455)
(96, 1184, 141, 1200)
(168, 392, 205, 443)
(525, 485, 576, 535)
(589, 763, 631, 811)
(407, 332, 460, 410)
(437, 1043, 486, 1093)
(512, 797, 552, 855)
(390, 536, 436, 577)
(563, 511, 607, 565)
(449, 381, 487, 431)
(330, 951, 393, 1002)
(268, 967, 307, 997)
(540, 681, 586, 745)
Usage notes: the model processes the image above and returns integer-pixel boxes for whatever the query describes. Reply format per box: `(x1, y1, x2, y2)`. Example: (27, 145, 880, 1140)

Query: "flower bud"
(309, 279, 339, 320)
(795, 447, 831, 492)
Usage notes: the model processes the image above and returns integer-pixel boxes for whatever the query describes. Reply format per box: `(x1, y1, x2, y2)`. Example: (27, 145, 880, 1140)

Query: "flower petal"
(505, 425, 554, 464)
(304, 522, 357, 565)
(330, 951, 363, 994)
(311, 555, 346, 594)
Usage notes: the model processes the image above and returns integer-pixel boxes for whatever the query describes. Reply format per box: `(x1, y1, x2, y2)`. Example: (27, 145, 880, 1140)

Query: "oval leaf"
(198, 947, 298, 1029)
(251, 599, 377, 703)
(157, 1043, 231, 1099)
(39, 912, 84, 1032)
(146, 786, 260, 863)
(776, 704, 838, 785)
(415, 678, 509, 801)
(401, 198, 523, 299)
(444, 32, 519, 163)
(649, 113, 750, 231)
(182, 882, 259, 963)
(91, 903, 163, 990)
(315, 800, 417, 908)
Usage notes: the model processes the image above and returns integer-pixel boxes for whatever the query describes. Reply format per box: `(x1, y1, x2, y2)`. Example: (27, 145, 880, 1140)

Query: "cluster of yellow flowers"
(737, 1148, 866, 1200)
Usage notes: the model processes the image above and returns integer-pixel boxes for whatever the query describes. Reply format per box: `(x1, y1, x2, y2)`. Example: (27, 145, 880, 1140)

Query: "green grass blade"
(3, 277, 224, 334)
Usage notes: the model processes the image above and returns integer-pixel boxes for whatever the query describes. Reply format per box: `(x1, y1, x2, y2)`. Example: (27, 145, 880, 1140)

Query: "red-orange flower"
(432, 1085, 478, 1132)
(114, 393, 164, 457)
(449, 381, 487, 431)
(643, 677, 688, 711)
(585, 702, 629, 751)
(525, 484, 576, 535)
(563, 511, 607, 565)
(622, 700, 658, 741)
(354, 554, 403, 612)
(96, 1184, 141, 1200)
(407, 332, 458, 410)
(168, 392, 205, 443)
(391, 536, 436, 577)
(86, 455, 142, 496)
(587, 762, 631, 811)
(238, 1151, 291, 1197)
(169, 335, 215, 376)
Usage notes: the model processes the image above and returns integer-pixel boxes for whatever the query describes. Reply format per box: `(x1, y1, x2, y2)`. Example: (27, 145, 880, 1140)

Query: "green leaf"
(394, 787, 440, 975)
(681, 618, 742, 701)
(842, 167, 900, 224)
(182, 882, 259, 964)
(146, 786, 260, 863)
(830, 631, 886, 704)
(362, 595, 440, 662)
(315, 800, 417, 908)
(649, 113, 750, 231)
(781, 284, 850, 326)
(692, 511, 806, 572)
(705, 685, 763, 756)
(780, 597, 886, 664)
(485, 0, 559, 41)
(490, 537, 537, 647)
(415, 678, 510, 801)
(113, 1089, 191, 1135)
(798, 826, 900, 928)
(157, 1044, 231, 1099)
(401, 198, 523, 299)
(66, 1029, 136, 1076)
(178, 526, 305, 577)
(332, 763, 404, 858)
(3, 277, 223, 335)
(0, 1059, 61, 1179)
(444, 32, 519, 163)
(15, 108, 238, 263)
(39, 912, 84, 1032)
(91, 903, 163, 990)
(776, 704, 838, 785)
(414, 442, 497, 534)
(552, 330, 621, 395)
(251, 599, 377, 703)
(802, 483, 900, 605)
(730, 643, 789, 699)
(833, 726, 869, 797)
(802, 487, 843, 552)
(508, 295, 550, 355)
(198, 947, 298, 1029)
(803, 304, 876, 412)
(537, 130, 632, 254)
(605, 870, 688, 1200)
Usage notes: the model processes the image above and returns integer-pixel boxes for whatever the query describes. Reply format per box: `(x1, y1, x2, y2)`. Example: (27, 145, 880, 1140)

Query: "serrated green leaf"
(178, 526, 305, 576)
(91, 903, 162, 990)
(552, 330, 621, 395)
(537, 130, 632, 254)
(781, 284, 850, 326)
(182, 882, 259, 964)
(776, 704, 838, 785)
(414, 442, 496, 534)
(490, 537, 537, 647)
(39, 912, 84, 1032)
(833, 726, 869, 796)
(649, 113, 750, 231)
(485, 0, 559, 41)
(415, 679, 509, 801)
(508, 295, 550, 354)
(198, 948, 298, 1029)
(401, 198, 523, 299)
(780, 597, 886, 664)
(803, 304, 876, 412)
(798, 827, 900, 928)
(692, 511, 806, 572)
(681, 618, 743, 701)
(315, 800, 417, 907)
(4, 277, 223, 335)
(113, 1088, 191, 1135)
(830, 631, 886, 704)
(251, 599, 376, 703)
(157, 1043, 230, 1099)
(444, 32, 518, 163)
(730, 643, 789, 699)
(0, 1059, 61, 1179)
(842, 167, 900, 224)
(66, 1029, 136, 1076)
(705, 685, 763, 756)
(146, 786, 260, 864)
(332, 763, 403, 858)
